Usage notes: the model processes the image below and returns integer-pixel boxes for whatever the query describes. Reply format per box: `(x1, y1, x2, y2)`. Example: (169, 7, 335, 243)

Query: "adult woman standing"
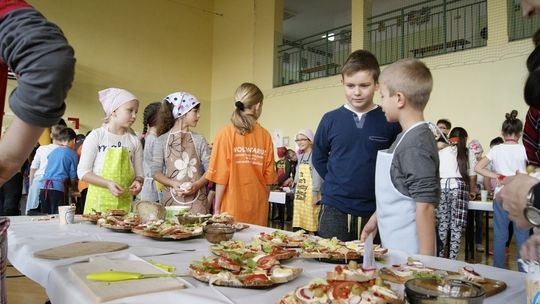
(292, 129, 322, 233)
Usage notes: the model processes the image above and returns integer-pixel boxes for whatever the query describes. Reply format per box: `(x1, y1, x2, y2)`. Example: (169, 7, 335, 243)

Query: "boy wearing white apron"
(361, 59, 440, 255)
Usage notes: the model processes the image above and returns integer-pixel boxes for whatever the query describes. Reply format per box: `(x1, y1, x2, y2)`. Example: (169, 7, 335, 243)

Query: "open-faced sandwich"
(279, 274, 403, 304)
(300, 237, 387, 262)
(210, 239, 298, 261)
(132, 219, 203, 240)
(97, 212, 140, 232)
(189, 253, 302, 288)
(326, 261, 377, 283)
(81, 208, 103, 223)
(379, 257, 446, 284)
(257, 230, 309, 248)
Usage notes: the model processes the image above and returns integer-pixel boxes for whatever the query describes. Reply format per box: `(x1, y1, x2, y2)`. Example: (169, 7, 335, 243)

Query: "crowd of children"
(9, 48, 534, 275)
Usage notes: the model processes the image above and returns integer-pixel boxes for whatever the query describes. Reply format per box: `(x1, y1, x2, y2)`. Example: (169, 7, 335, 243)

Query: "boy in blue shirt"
(39, 127, 78, 214)
(312, 50, 401, 241)
(361, 59, 440, 255)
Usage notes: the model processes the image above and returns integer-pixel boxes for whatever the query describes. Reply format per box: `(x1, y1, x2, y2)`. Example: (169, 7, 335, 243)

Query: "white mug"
(480, 190, 488, 202)
(59, 205, 75, 224)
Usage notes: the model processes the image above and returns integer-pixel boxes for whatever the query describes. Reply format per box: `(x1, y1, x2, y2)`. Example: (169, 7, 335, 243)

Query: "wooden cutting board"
(33, 241, 129, 259)
(69, 257, 185, 303)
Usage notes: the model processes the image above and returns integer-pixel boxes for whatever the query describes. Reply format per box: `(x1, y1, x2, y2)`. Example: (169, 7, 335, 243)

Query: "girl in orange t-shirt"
(206, 83, 277, 226)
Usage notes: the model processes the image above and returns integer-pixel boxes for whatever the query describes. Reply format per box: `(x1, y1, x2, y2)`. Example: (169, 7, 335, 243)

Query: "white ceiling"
(283, 0, 351, 41)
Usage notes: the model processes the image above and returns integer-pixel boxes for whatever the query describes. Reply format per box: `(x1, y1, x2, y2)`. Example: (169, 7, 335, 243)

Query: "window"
(275, 0, 351, 87)
(367, 0, 487, 65)
(508, 0, 540, 42)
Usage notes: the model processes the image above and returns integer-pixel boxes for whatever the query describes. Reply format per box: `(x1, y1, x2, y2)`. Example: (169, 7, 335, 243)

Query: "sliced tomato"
(216, 256, 241, 271)
(256, 255, 277, 270)
(331, 281, 360, 300)
(335, 265, 343, 274)
(242, 274, 271, 286)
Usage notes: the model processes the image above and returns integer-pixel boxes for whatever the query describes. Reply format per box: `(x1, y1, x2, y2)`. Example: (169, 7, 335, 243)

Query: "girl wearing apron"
(151, 92, 210, 214)
(292, 129, 322, 233)
(79, 88, 144, 214)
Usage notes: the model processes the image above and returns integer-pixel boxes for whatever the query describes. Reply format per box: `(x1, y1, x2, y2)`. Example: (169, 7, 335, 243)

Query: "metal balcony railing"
(508, 0, 540, 42)
(367, 0, 487, 65)
(276, 24, 351, 87)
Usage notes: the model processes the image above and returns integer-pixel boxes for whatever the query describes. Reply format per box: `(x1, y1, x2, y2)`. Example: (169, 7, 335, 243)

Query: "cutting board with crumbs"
(69, 257, 185, 303)
(33, 241, 128, 259)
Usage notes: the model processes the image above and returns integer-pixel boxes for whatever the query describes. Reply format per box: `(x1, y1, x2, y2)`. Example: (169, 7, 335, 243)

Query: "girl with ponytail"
(139, 102, 160, 201)
(206, 83, 277, 226)
(437, 127, 477, 259)
(475, 110, 529, 272)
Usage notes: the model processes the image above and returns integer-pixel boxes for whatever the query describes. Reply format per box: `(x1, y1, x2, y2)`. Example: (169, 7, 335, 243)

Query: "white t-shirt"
(77, 126, 143, 180)
(486, 143, 527, 176)
(439, 145, 476, 187)
(31, 144, 59, 176)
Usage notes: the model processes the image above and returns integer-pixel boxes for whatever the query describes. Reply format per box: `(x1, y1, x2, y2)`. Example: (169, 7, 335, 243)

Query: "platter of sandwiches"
(131, 219, 203, 241)
(189, 254, 302, 288)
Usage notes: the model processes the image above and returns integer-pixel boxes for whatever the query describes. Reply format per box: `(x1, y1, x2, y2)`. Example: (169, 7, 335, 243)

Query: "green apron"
(83, 146, 134, 213)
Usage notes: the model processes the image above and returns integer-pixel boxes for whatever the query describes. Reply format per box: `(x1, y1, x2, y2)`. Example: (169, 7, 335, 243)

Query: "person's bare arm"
(214, 184, 226, 215)
(416, 202, 435, 256)
(0, 117, 43, 186)
(360, 213, 378, 242)
(475, 157, 498, 179)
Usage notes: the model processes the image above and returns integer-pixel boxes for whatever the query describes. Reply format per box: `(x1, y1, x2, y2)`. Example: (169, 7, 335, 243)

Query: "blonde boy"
(360, 59, 440, 255)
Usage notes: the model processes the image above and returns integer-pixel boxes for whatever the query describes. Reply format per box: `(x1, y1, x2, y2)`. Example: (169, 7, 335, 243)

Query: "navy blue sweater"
(312, 106, 401, 216)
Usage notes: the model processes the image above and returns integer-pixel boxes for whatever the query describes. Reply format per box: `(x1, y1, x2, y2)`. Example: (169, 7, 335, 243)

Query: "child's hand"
(182, 181, 200, 196)
(107, 181, 125, 197)
(170, 181, 183, 196)
(129, 180, 142, 195)
(359, 214, 378, 242)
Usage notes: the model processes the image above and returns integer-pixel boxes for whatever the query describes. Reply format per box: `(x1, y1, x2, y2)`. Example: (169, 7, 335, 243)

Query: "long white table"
(7, 216, 525, 303)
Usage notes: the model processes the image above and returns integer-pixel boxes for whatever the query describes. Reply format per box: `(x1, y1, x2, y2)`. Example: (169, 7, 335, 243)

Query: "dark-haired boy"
(312, 50, 401, 241)
(39, 128, 78, 214)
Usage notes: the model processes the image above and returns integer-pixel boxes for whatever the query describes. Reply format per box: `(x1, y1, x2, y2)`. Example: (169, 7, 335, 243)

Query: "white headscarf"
(163, 92, 200, 119)
(98, 88, 138, 118)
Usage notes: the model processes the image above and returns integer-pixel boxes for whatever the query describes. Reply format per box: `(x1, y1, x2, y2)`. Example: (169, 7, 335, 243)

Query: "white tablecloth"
(469, 200, 494, 212)
(7, 216, 525, 304)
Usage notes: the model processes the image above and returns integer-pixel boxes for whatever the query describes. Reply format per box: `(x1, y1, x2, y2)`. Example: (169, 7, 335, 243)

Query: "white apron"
(375, 121, 427, 254)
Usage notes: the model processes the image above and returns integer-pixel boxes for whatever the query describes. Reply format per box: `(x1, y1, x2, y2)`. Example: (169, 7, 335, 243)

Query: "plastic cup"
(59, 205, 75, 224)
(480, 190, 488, 202)
(527, 272, 540, 304)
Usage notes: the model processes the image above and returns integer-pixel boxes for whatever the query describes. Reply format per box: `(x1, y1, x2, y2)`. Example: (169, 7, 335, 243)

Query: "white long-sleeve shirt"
(77, 127, 143, 180)
(31, 144, 59, 176)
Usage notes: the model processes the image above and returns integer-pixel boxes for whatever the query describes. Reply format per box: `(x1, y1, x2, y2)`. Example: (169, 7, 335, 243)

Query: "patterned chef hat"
(163, 92, 200, 119)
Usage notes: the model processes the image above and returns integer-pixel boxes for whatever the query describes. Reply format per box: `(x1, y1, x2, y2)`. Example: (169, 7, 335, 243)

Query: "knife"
(362, 233, 375, 269)
(86, 271, 184, 282)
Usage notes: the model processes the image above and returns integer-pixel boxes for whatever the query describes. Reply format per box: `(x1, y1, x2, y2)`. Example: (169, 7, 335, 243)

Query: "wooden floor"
(6, 264, 47, 304)
(5, 215, 518, 304)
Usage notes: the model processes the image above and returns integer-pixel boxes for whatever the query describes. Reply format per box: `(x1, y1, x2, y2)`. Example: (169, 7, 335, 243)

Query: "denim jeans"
(493, 199, 529, 272)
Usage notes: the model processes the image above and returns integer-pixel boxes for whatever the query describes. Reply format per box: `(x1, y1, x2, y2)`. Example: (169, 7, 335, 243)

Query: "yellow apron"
(292, 160, 320, 232)
(83, 146, 134, 213)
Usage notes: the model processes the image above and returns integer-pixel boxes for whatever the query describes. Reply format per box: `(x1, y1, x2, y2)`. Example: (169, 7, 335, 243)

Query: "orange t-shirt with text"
(206, 123, 277, 226)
